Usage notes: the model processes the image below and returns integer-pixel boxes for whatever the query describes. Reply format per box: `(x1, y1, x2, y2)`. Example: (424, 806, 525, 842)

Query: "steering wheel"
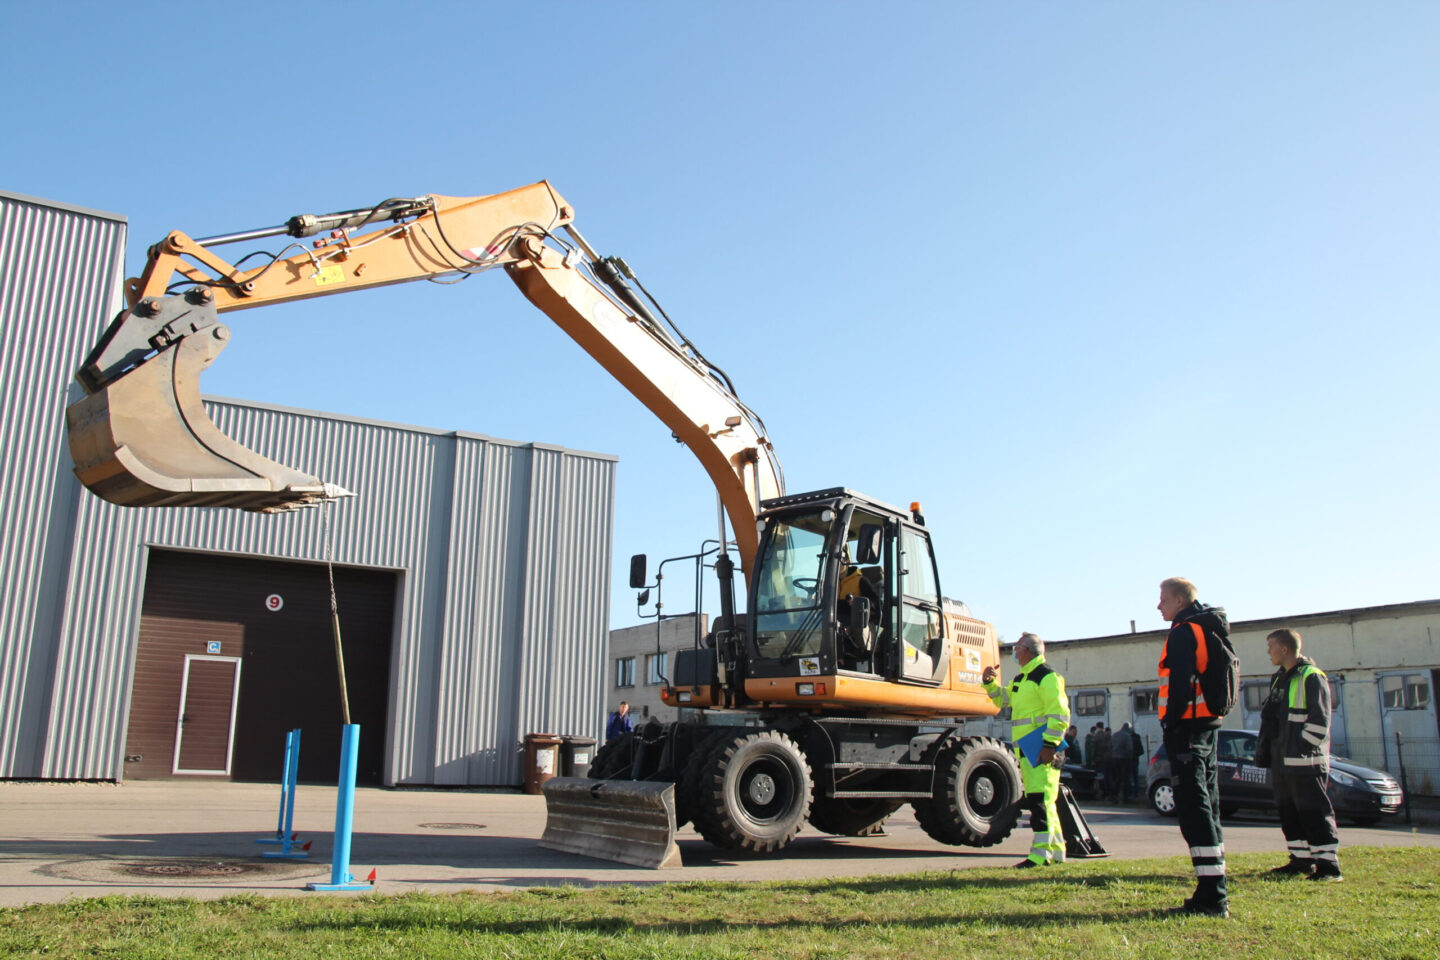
(792, 577, 819, 599)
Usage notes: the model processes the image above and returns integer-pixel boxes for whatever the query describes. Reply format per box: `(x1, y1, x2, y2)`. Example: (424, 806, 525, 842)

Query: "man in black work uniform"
(1257, 628, 1342, 881)
(1157, 577, 1230, 918)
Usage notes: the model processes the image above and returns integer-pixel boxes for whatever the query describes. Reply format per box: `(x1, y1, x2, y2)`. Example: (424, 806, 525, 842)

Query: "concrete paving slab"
(1, 780, 1435, 906)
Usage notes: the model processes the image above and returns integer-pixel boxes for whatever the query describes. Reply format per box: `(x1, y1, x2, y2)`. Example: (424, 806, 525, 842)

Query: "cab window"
(753, 512, 831, 660)
(898, 528, 941, 654)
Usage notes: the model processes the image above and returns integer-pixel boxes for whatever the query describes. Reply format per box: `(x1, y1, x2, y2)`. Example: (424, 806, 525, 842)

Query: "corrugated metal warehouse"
(0, 189, 615, 787)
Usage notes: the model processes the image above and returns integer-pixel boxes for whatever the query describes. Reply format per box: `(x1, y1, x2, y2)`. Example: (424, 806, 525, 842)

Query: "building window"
(616, 657, 635, 688)
(1073, 691, 1106, 717)
(1407, 676, 1430, 710)
(1132, 689, 1158, 715)
(1242, 681, 1269, 713)
(1383, 674, 1430, 710)
(646, 652, 668, 685)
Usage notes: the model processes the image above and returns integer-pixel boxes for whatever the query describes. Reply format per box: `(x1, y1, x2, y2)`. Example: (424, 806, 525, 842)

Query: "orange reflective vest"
(1158, 621, 1217, 722)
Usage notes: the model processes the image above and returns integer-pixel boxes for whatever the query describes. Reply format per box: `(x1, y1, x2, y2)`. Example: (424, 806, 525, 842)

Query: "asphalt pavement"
(1, 780, 1436, 906)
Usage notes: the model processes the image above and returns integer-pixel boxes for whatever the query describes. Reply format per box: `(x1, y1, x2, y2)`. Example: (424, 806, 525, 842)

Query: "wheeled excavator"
(65, 181, 1025, 865)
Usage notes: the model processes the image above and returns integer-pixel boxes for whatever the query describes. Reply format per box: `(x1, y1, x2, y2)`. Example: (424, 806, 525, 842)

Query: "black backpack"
(1186, 621, 1240, 717)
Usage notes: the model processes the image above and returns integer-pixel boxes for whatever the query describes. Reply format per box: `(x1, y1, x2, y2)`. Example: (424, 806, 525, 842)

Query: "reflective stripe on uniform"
(1194, 864, 1227, 877)
(1288, 712, 1308, 722)
(1284, 755, 1327, 767)
(1304, 722, 1328, 736)
(1189, 845, 1225, 858)
(1301, 730, 1325, 746)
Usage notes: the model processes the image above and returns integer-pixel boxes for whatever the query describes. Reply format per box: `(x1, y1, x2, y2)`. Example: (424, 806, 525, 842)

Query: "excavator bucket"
(539, 777, 682, 869)
(66, 314, 345, 512)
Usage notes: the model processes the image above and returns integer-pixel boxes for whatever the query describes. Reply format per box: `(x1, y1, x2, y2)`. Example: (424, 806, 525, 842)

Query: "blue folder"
(1015, 726, 1050, 766)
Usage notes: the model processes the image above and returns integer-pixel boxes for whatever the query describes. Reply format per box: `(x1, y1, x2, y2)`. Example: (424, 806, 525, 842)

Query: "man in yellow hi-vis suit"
(984, 632, 1071, 868)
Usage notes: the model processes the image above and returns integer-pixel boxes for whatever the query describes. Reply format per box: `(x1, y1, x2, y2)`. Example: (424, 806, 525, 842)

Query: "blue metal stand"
(260, 729, 307, 859)
(306, 724, 372, 891)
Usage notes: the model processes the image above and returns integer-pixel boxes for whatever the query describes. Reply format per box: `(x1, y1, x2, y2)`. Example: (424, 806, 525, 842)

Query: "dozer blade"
(539, 777, 682, 869)
(66, 326, 347, 512)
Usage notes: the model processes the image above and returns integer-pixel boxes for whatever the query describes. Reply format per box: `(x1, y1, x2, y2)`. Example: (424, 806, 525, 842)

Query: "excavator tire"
(913, 736, 1022, 847)
(588, 733, 637, 780)
(807, 796, 903, 837)
(674, 727, 734, 828)
(691, 729, 813, 853)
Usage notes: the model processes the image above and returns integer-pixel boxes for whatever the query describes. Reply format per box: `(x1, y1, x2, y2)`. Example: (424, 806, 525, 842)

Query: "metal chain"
(321, 499, 352, 725)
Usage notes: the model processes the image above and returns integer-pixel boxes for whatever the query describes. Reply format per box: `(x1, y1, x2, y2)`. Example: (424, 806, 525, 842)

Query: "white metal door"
(1377, 670, 1437, 795)
(172, 655, 242, 775)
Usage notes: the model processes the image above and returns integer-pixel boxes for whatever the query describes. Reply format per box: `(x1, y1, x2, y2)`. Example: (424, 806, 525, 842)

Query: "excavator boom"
(66, 182, 782, 568)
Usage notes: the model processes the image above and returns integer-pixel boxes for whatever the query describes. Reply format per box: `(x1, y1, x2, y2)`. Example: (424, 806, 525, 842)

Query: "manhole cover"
(41, 857, 322, 885)
(124, 861, 250, 878)
(419, 822, 485, 830)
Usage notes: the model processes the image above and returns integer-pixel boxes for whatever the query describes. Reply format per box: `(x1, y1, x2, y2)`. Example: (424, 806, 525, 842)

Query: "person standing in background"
(605, 701, 633, 742)
(1112, 722, 1137, 803)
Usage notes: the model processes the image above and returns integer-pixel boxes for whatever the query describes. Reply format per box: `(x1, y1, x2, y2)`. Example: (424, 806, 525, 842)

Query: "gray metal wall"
(0, 191, 126, 779)
(1, 192, 616, 785)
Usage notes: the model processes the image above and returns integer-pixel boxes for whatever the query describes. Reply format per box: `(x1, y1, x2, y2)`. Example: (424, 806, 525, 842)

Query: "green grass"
(2, 847, 1436, 959)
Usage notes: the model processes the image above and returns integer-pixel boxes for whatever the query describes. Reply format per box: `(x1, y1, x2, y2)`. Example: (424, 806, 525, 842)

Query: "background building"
(1, 190, 616, 787)
(607, 614, 708, 729)
(973, 600, 1440, 795)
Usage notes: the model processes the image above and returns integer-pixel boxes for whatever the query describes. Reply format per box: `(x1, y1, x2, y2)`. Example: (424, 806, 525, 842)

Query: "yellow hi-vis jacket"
(984, 654, 1070, 753)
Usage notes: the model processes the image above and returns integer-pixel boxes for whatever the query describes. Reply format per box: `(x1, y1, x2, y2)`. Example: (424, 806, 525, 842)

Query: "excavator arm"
(67, 181, 782, 574)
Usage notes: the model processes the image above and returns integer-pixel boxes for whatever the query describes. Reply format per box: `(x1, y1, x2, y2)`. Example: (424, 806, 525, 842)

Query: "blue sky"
(5, 2, 1437, 642)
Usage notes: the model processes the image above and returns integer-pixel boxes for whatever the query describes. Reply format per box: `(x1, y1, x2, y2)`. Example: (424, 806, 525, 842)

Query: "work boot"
(1310, 863, 1344, 882)
(1268, 857, 1314, 878)
(1167, 897, 1229, 918)
(1014, 859, 1042, 869)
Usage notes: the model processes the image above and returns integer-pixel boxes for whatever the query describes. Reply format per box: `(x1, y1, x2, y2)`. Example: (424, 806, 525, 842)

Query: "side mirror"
(636, 588, 651, 607)
(855, 524, 883, 566)
(629, 553, 648, 589)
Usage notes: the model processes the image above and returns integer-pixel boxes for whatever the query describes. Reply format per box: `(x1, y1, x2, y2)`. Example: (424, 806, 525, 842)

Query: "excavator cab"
(742, 487, 949, 695)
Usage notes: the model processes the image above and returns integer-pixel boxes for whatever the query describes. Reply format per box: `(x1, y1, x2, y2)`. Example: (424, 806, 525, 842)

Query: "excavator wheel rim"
(913, 735, 1022, 847)
(692, 729, 812, 853)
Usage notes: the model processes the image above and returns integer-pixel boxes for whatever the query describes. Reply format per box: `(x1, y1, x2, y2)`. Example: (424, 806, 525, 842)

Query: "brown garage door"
(123, 549, 395, 784)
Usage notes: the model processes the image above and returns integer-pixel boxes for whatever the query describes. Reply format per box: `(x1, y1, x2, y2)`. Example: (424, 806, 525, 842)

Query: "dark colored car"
(1060, 762, 1099, 799)
(1146, 729, 1403, 825)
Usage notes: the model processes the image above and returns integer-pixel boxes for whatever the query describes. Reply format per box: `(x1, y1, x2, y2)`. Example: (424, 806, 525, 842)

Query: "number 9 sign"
(265, 594, 285, 613)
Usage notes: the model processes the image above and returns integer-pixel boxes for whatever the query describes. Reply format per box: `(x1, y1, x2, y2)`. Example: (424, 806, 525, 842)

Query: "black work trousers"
(1273, 771, 1339, 867)
(1164, 724, 1227, 906)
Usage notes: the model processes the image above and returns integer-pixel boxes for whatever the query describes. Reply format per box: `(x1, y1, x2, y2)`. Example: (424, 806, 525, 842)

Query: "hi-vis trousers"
(1020, 755, 1064, 865)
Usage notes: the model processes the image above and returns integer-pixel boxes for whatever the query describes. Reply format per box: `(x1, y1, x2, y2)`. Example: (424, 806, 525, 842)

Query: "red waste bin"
(523, 732, 562, 794)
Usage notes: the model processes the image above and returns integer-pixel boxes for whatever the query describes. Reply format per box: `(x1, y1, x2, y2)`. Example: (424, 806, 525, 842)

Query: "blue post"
(306, 724, 372, 891)
(257, 729, 296, 843)
(263, 729, 307, 859)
